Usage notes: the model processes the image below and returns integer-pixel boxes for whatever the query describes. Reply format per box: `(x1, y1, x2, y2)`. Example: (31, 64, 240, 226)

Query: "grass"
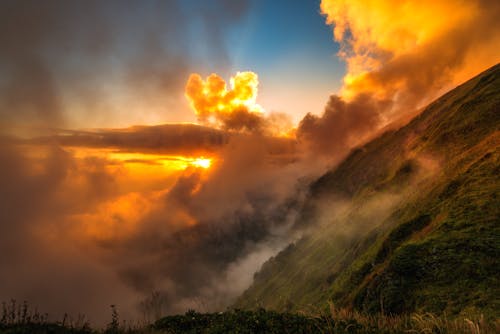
(1, 301, 498, 333)
(0, 299, 92, 334)
(235, 64, 500, 316)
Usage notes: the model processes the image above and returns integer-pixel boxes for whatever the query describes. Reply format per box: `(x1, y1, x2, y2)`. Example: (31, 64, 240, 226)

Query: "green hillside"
(235, 64, 500, 317)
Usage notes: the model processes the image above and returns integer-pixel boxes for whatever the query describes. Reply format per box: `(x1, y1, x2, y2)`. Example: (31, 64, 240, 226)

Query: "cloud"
(0, 126, 305, 324)
(297, 0, 500, 158)
(0, 140, 139, 324)
(94, 132, 308, 316)
(321, 0, 500, 110)
(185, 72, 265, 132)
(297, 94, 390, 157)
(0, 0, 252, 130)
(29, 124, 230, 155)
(185, 72, 296, 136)
(26, 123, 298, 163)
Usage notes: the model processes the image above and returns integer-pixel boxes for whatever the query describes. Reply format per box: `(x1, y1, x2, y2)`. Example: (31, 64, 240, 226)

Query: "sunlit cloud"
(185, 71, 264, 132)
(320, 0, 500, 110)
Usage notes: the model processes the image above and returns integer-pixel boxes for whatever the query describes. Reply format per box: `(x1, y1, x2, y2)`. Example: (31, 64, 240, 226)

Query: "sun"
(191, 158, 212, 169)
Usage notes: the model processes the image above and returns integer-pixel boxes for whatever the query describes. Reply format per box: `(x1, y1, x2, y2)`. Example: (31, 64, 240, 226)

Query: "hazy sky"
(0, 0, 343, 130)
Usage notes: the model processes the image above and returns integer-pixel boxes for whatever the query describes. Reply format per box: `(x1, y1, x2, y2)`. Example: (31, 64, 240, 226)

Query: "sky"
(213, 0, 344, 123)
(159, 0, 345, 123)
(181, 0, 345, 123)
(0, 0, 499, 326)
(0, 0, 344, 130)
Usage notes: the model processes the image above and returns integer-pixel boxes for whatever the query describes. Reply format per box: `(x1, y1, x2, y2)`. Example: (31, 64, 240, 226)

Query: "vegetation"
(153, 309, 326, 333)
(1, 301, 499, 333)
(236, 64, 500, 317)
(0, 299, 92, 334)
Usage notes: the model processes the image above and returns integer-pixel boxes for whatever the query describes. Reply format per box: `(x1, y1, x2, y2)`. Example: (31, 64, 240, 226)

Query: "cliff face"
(235, 64, 500, 316)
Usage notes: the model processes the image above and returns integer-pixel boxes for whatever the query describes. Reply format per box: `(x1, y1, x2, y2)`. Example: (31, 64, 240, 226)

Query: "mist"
(1, 0, 499, 327)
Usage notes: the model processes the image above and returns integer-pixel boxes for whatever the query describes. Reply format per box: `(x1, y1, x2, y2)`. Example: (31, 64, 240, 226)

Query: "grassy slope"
(235, 64, 500, 317)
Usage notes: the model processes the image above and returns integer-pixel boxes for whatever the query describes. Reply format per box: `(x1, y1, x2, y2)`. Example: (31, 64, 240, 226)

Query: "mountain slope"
(235, 64, 500, 317)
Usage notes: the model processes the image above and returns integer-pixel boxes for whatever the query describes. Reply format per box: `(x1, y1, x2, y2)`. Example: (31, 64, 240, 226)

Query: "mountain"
(235, 64, 500, 317)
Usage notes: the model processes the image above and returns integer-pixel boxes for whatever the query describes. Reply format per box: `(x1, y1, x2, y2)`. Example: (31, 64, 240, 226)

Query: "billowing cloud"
(185, 72, 265, 132)
(297, 94, 390, 156)
(185, 72, 296, 137)
(321, 0, 500, 109)
(298, 0, 500, 157)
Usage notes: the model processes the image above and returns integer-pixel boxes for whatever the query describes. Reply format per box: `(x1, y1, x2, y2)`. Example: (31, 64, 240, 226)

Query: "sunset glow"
(320, 0, 500, 109)
(185, 71, 267, 132)
(1, 0, 498, 327)
(186, 72, 262, 118)
(190, 157, 212, 169)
